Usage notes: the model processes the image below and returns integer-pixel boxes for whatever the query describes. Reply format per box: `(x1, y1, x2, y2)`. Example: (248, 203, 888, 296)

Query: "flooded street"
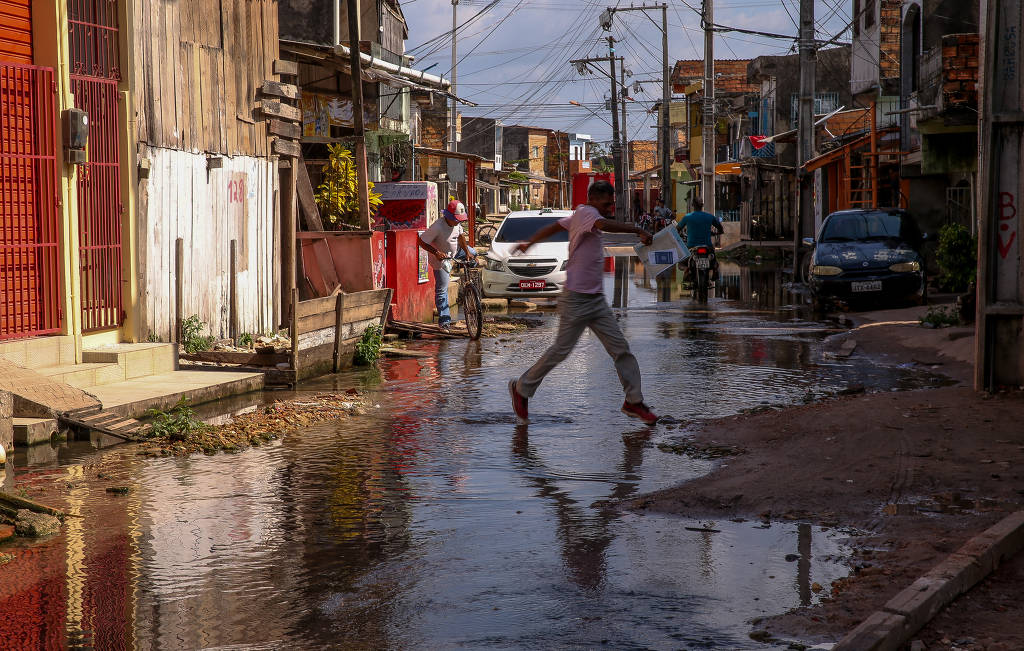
(1, 269, 948, 649)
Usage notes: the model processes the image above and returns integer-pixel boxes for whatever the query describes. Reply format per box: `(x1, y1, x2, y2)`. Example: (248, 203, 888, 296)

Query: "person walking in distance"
(508, 181, 659, 424)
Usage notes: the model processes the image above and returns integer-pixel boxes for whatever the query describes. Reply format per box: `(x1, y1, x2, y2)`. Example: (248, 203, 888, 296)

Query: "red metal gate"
(69, 0, 124, 332)
(0, 63, 62, 340)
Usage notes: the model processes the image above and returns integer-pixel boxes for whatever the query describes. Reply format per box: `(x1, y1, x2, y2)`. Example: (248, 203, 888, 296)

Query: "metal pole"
(702, 0, 715, 215)
(449, 0, 458, 152)
(662, 3, 671, 212)
(976, 0, 1024, 390)
(795, 0, 816, 256)
(347, 0, 371, 229)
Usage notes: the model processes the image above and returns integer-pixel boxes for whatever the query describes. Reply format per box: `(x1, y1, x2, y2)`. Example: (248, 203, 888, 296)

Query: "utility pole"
(599, 4, 671, 212)
(621, 63, 631, 220)
(608, 37, 625, 221)
(702, 0, 715, 215)
(347, 0, 371, 230)
(795, 0, 816, 256)
(661, 3, 671, 213)
(449, 0, 458, 152)
(976, 0, 1024, 390)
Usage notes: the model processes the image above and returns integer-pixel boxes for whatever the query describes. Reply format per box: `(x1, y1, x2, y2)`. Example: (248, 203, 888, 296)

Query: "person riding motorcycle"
(676, 196, 724, 280)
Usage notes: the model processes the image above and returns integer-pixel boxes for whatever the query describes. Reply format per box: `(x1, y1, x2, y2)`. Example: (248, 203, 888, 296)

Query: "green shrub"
(146, 398, 208, 441)
(919, 305, 960, 328)
(239, 332, 254, 348)
(181, 315, 215, 354)
(314, 144, 384, 229)
(354, 325, 384, 366)
(936, 223, 977, 293)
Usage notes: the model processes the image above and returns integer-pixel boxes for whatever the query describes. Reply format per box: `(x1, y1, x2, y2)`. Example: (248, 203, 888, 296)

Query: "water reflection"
(2, 269, 944, 649)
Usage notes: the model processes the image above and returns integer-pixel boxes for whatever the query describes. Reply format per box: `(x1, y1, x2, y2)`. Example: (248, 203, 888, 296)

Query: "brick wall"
(672, 59, 758, 94)
(941, 33, 980, 108)
(879, 0, 902, 81)
(628, 140, 657, 173)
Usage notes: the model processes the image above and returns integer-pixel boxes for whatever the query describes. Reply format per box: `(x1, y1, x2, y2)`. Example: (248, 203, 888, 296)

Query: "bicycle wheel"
(462, 282, 483, 340)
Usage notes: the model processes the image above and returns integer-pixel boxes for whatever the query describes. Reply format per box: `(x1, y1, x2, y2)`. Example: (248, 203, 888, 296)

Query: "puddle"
(0, 267, 954, 649)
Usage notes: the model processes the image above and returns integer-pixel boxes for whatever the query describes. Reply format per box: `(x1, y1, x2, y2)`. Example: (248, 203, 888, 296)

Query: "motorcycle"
(689, 245, 714, 303)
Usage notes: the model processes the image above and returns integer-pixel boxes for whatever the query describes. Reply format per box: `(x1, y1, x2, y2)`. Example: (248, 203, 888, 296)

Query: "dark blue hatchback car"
(805, 209, 926, 306)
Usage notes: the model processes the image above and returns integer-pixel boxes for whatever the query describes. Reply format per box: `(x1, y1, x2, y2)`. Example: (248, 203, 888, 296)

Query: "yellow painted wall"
(32, 0, 83, 361)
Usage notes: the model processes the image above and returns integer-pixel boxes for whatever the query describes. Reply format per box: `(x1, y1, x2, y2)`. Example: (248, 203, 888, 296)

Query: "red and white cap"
(444, 200, 469, 222)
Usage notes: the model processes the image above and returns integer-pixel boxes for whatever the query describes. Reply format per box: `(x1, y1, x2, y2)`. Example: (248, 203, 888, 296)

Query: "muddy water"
(1, 269, 946, 649)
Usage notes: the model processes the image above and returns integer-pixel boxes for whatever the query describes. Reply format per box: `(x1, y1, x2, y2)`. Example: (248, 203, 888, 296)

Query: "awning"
(803, 133, 872, 172)
(524, 171, 561, 184)
(413, 146, 486, 163)
(475, 179, 501, 191)
(280, 40, 477, 107)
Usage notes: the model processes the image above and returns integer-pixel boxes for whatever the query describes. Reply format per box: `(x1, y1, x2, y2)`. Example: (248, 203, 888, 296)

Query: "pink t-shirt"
(558, 205, 605, 294)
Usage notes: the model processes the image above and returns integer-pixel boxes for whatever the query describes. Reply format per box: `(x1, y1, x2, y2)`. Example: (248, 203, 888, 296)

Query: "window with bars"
(790, 92, 840, 129)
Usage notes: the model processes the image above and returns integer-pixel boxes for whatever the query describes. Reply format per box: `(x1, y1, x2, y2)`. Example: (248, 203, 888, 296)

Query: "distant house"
(897, 0, 980, 233)
(672, 59, 759, 222)
(743, 47, 852, 239)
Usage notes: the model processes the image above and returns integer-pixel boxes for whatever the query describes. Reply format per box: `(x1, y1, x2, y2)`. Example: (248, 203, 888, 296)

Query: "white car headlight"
(484, 257, 506, 272)
(889, 261, 920, 273)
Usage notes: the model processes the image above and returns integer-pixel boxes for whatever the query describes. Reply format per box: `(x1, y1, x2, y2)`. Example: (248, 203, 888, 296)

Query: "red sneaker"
(509, 379, 529, 421)
(621, 401, 658, 424)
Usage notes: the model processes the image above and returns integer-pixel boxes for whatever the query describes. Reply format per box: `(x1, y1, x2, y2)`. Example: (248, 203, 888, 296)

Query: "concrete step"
(37, 362, 124, 389)
(82, 343, 177, 379)
(12, 418, 61, 447)
(0, 335, 76, 370)
(83, 370, 265, 419)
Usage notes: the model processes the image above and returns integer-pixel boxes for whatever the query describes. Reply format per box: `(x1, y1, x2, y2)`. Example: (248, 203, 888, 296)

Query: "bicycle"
(453, 258, 483, 340)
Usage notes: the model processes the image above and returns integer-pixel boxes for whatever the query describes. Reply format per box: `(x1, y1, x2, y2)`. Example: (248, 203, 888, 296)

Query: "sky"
(398, 0, 854, 144)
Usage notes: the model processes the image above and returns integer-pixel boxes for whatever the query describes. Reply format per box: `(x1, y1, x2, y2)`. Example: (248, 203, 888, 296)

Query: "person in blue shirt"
(676, 196, 724, 279)
(676, 196, 723, 247)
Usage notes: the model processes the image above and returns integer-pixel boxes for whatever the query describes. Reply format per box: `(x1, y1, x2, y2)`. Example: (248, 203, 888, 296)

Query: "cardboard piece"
(634, 225, 690, 278)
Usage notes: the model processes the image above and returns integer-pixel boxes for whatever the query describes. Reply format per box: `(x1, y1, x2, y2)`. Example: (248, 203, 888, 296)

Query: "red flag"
(749, 135, 770, 150)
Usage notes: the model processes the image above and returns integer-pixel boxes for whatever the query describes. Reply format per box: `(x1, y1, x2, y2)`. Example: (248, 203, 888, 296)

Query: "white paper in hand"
(634, 225, 689, 279)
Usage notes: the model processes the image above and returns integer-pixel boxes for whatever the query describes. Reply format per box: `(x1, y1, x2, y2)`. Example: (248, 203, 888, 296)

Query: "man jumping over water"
(508, 181, 659, 425)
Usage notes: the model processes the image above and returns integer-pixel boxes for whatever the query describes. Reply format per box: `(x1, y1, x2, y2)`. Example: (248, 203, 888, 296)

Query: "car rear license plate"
(851, 280, 882, 292)
(695, 257, 710, 270)
(519, 280, 546, 290)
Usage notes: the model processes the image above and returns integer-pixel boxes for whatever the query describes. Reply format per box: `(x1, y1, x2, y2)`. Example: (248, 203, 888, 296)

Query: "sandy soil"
(624, 304, 1024, 649)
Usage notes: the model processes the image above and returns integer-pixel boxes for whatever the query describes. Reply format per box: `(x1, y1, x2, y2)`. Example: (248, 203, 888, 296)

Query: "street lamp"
(568, 100, 612, 127)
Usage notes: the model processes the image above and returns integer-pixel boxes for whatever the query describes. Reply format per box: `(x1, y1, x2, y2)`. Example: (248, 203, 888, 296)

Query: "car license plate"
(695, 257, 710, 270)
(519, 280, 545, 290)
(851, 280, 882, 292)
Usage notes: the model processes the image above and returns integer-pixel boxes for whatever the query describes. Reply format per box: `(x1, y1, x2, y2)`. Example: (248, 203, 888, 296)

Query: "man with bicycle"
(418, 200, 477, 332)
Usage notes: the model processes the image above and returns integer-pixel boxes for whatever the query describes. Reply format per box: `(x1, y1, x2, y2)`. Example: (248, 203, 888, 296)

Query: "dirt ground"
(624, 304, 1024, 649)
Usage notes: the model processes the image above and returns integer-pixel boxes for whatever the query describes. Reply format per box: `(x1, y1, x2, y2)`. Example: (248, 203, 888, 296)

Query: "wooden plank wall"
(133, 0, 279, 156)
(138, 145, 277, 340)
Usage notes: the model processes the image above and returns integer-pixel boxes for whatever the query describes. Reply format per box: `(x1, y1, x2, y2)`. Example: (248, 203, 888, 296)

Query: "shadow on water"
(1, 265, 951, 649)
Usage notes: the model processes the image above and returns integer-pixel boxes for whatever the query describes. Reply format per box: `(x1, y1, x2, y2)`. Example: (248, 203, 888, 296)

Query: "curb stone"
(834, 510, 1024, 651)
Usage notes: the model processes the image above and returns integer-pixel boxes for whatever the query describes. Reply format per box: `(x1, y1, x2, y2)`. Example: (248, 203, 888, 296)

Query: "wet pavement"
(0, 267, 951, 649)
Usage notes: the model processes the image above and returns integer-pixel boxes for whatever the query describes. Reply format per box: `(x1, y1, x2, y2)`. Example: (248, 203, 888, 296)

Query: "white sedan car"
(481, 209, 572, 299)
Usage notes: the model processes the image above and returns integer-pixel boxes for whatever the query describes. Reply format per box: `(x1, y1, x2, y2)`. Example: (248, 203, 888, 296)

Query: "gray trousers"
(517, 291, 644, 404)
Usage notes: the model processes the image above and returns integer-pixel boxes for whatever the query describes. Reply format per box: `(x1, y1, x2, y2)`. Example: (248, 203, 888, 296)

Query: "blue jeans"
(434, 248, 475, 326)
